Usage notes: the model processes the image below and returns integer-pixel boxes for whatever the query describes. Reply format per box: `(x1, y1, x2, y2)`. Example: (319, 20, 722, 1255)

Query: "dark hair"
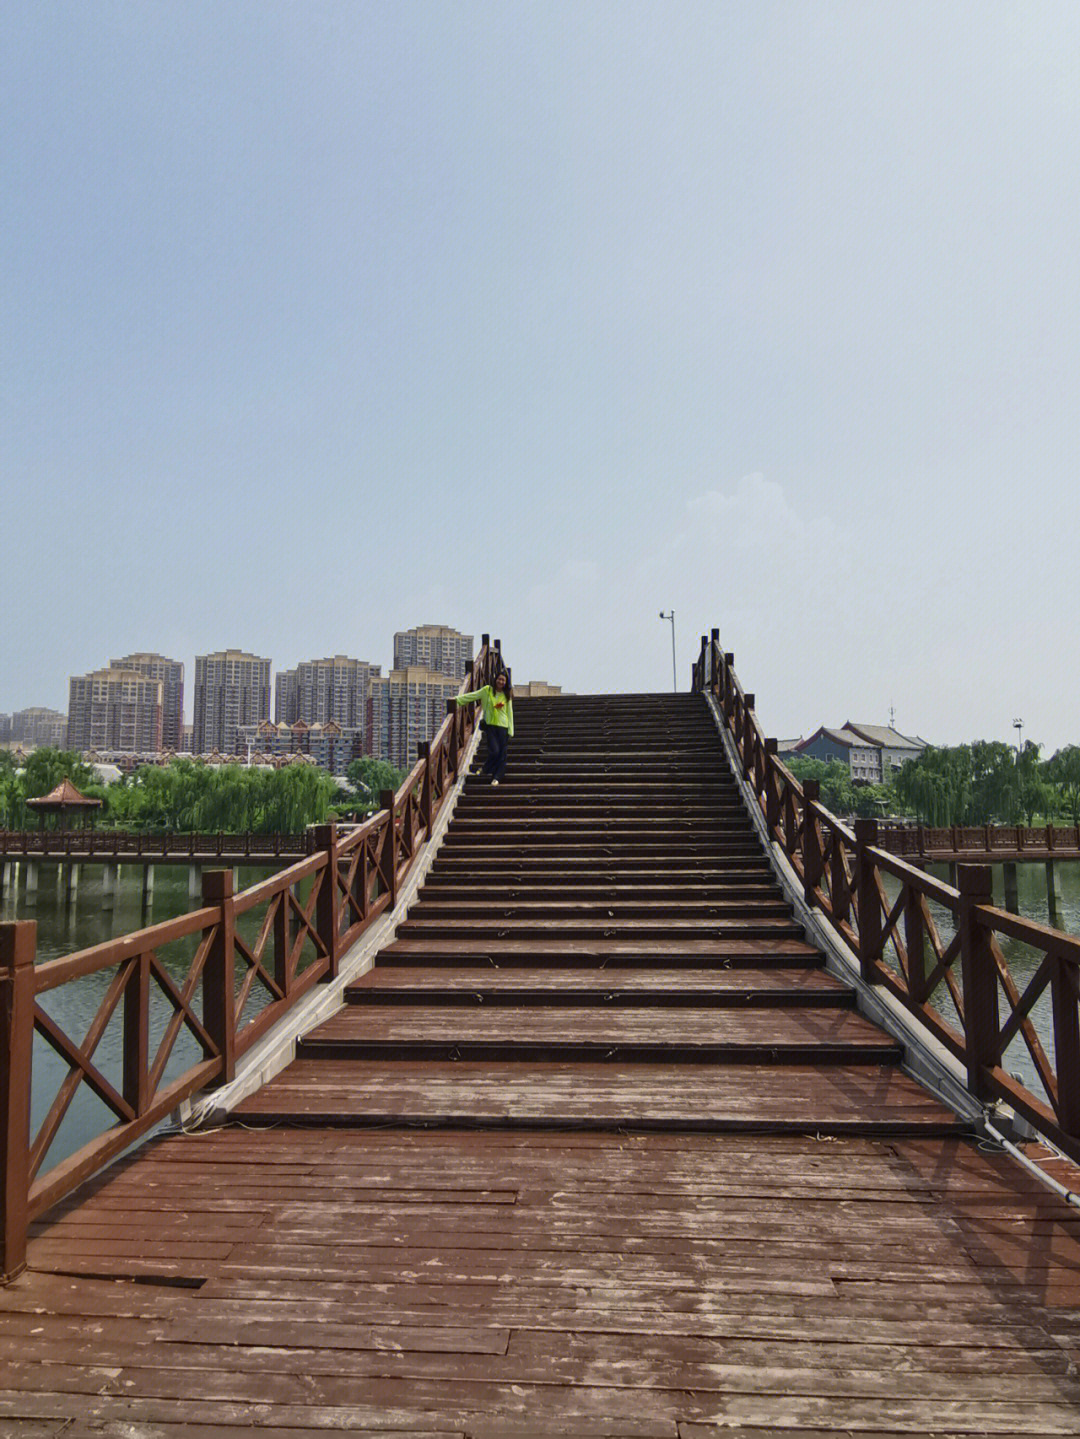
(494, 670, 513, 703)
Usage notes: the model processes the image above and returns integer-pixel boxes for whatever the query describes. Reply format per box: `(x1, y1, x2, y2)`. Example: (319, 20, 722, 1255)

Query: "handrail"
(692, 628, 1080, 1166)
(0, 830, 313, 858)
(877, 823, 1080, 860)
(0, 634, 502, 1282)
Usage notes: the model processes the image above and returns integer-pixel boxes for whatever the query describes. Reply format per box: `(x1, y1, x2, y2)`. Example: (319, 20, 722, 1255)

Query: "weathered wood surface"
(6, 1131, 1080, 1435)
(6, 694, 1080, 1434)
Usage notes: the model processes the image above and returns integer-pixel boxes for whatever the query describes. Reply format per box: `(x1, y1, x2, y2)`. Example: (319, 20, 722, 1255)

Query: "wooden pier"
(5, 674, 1080, 1433)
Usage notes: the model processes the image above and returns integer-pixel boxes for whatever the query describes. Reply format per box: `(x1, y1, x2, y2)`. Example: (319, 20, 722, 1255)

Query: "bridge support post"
(311, 824, 339, 982)
(64, 863, 79, 902)
(101, 862, 118, 910)
(188, 864, 201, 901)
(1046, 860, 1061, 926)
(0, 921, 35, 1284)
(22, 863, 37, 907)
(1003, 862, 1019, 914)
(0, 861, 5, 901)
(958, 865, 997, 1102)
(202, 870, 237, 1087)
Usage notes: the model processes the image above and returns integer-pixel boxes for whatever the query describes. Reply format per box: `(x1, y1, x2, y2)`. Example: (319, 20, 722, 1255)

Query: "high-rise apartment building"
(367, 667, 462, 771)
(274, 656, 380, 754)
(392, 625, 473, 679)
(193, 650, 271, 756)
(67, 668, 163, 753)
(11, 708, 68, 747)
(111, 653, 184, 750)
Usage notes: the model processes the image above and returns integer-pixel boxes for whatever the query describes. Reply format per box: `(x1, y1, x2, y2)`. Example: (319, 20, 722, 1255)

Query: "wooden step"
(301, 1004, 901, 1064)
(377, 937, 822, 966)
(344, 966, 848, 1007)
(233, 1061, 963, 1134)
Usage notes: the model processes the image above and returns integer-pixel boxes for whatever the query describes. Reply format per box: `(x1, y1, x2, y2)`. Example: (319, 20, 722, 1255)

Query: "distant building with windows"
(843, 723, 928, 779)
(516, 681, 565, 697)
(237, 719, 363, 775)
(0, 715, 10, 743)
(67, 668, 163, 754)
(11, 707, 68, 748)
(393, 625, 473, 679)
(274, 656, 380, 755)
(795, 722, 927, 785)
(193, 650, 271, 757)
(368, 667, 462, 771)
(111, 653, 184, 751)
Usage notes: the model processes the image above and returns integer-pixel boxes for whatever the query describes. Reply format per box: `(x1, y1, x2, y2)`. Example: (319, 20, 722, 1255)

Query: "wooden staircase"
(236, 694, 965, 1137)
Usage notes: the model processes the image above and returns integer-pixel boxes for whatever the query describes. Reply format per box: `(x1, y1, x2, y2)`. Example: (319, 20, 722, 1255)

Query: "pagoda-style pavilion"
(25, 778, 103, 829)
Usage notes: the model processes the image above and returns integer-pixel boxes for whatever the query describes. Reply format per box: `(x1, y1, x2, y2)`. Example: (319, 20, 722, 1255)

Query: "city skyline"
(3, 624, 480, 731)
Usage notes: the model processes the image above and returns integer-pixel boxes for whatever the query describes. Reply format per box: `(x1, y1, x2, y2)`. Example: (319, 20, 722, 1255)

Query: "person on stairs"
(457, 670, 514, 784)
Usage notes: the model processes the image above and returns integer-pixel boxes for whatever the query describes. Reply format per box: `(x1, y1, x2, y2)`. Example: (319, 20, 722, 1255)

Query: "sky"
(4, 2, 1079, 752)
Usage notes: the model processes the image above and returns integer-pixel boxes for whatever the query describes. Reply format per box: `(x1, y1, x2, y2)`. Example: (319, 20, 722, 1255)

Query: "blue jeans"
(483, 726, 509, 781)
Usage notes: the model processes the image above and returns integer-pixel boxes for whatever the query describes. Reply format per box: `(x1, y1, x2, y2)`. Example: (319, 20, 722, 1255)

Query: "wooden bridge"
(4, 635, 1080, 1434)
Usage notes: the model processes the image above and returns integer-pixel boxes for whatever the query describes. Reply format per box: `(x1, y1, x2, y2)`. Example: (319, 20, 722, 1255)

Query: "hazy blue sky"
(4, 2, 1079, 750)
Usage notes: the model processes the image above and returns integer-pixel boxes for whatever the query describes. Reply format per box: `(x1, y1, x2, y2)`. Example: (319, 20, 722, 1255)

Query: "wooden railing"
(0, 830, 313, 859)
(878, 823, 1080, 860)
(693, 629, 1080, 1165)
(0, 636, 503, 1281)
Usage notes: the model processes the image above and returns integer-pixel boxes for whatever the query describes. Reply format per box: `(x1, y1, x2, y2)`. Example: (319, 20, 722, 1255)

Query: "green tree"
(20, 748, 96, 799)
(781, 757, 858, 816)
(1047, 746, 1080, 825)
(345, 759, 405, 810)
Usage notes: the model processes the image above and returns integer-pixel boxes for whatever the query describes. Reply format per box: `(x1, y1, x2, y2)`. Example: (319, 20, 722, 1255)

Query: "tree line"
(0, 750, 405, 834)
(783, 742, 1080, 827)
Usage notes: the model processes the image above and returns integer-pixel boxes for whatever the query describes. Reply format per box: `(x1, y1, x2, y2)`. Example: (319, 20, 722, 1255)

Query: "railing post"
(722, 655, 734, 720)
(380, 791, 398, 908)
(710, 629, 719, 692)
(446, 698, 460, 776)
(418, 741, 434, 839)
(802, 781, 822, 907)
(311, 823, 339, 982)
(957, 865, 998, 1101)
(855, 818, 881, 984)
(202, 870, 237, 1088)
(1051, 950, 1080, 1141)
(1, 921, 35, 1283)
(741, 694, 755, 779)
(763, 739, 780, 833)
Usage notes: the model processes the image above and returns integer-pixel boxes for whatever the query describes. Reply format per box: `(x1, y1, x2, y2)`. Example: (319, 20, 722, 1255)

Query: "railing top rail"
(32, 905, 221, 992)
(232, 852, 324, 916)
(974, 903, 1080, 961)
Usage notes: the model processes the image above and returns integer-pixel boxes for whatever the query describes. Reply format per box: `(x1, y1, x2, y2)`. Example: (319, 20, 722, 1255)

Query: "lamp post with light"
(659, 611, 677, 692)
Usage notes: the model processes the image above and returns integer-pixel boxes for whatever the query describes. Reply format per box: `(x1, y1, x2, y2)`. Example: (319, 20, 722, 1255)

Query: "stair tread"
(306, 1004, 898, 1049)
(234, 1061, 961, 1130)
(348, 965, 843, 994)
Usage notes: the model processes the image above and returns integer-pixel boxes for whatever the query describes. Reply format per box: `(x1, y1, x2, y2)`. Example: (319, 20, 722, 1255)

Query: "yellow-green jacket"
(457, 685, 513, 737)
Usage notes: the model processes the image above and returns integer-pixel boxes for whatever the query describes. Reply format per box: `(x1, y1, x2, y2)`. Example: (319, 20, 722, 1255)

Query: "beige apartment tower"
(367, 667, 462, 771)
(111, 652, 184, 750)
(392, 625, 473, 679)
(193, 650, 271, 756)
(67, 668, 164, 753)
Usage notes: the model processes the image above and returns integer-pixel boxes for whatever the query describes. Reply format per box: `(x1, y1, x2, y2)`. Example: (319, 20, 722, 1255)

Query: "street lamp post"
(659, 611, 677, 693)
(1013, 718, 1023, 759)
